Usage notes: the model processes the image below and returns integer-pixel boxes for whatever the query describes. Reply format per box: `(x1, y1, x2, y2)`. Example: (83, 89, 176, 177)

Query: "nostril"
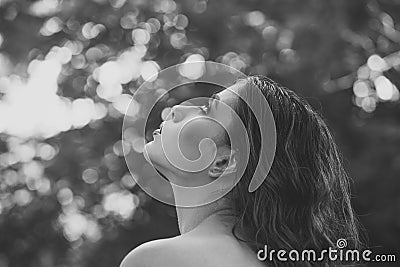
(166, 107, 176, 121)
(170, 106, 183, 122)
(165, 105, 189, 122)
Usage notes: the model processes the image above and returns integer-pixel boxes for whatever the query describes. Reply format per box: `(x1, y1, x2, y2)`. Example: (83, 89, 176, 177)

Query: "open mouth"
(153, 128, 161, 135)
(152, 122, 164, 136)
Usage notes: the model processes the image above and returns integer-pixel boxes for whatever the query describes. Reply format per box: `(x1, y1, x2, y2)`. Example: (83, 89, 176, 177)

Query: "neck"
(176, 203, 216, 234)
(171, 184, 233, 234)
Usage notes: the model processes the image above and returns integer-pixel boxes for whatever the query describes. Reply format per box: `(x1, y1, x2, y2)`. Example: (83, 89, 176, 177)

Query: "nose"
(165, 104, 201, 123)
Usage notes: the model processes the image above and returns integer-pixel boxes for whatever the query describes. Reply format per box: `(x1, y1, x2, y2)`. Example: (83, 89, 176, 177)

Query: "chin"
(144, 140, 166, 167)
(144, 140, 156, 163)
(143, 142, 152, 164)
(143, 142, 171, 181)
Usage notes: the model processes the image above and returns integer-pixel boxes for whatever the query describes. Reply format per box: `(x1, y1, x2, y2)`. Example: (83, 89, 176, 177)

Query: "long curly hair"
(228, 75, 365, 266)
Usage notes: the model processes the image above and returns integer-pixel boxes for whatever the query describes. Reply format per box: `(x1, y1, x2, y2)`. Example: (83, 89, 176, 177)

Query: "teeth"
(153, 129, 161, 135)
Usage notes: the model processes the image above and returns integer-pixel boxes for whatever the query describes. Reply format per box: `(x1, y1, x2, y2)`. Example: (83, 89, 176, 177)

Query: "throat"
(176, 204, 216, 234)
(168, 176, 236, 234)
(175, 197, 235, 234)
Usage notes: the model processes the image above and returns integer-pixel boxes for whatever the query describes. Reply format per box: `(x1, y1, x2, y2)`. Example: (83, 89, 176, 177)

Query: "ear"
(208, 151, 237, 179)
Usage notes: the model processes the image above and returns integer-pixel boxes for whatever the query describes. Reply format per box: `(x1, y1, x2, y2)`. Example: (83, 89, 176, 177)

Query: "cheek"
(160, 124, 198, 161)
(177, 119, 224, 160)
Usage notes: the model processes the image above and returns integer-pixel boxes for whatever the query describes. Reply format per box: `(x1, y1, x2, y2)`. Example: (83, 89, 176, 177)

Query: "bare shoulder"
(120, 233, 264, 267)
(119, 236, 206, 267)
(120, 238, 171, 267)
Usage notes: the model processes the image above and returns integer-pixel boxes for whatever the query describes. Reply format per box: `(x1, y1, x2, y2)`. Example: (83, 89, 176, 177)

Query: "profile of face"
(142, 75, 362, 254)
(144, 83, 242, 188)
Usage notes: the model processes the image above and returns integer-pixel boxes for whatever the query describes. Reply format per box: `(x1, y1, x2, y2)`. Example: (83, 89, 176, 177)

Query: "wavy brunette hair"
(227, 75, 364, 266)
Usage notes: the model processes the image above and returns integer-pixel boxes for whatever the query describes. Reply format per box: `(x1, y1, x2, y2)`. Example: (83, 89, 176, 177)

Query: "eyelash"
(199, 102, 210, 114)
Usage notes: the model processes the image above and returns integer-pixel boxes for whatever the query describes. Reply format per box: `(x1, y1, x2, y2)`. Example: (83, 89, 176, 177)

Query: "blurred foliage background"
(0, 0, 399, 266)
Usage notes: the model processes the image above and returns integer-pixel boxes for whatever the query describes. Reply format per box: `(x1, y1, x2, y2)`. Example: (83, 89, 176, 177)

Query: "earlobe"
(208, 153, 237, 179)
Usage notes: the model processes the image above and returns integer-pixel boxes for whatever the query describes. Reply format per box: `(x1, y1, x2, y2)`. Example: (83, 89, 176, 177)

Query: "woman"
(120, 75, 364, 266)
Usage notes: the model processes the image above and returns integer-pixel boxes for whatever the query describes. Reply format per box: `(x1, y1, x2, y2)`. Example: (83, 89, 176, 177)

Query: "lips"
(153, 128, 161, 135)
(152, 122, 163, 136)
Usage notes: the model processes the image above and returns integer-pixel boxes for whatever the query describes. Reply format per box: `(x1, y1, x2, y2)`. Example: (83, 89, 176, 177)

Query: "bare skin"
(120, 212, 265, 267)
(121, 84, 265, 266)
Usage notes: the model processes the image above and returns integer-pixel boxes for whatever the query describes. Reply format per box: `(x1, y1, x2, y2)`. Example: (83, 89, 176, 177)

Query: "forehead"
(208, 82, 244, 131)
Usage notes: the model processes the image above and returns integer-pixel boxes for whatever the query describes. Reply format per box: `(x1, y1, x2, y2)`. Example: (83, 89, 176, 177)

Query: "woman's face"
(144, 83, 241, 180)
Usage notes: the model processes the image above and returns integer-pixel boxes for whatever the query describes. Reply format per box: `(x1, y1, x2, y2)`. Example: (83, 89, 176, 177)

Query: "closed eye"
(199, 104, 210, 114)
(199, 94, 218, 114)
